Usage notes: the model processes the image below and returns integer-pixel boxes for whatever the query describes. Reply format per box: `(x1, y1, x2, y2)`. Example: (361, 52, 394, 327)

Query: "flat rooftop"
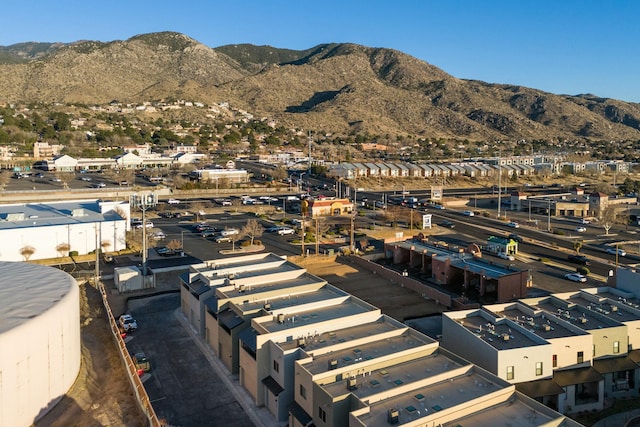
(565, 292, 640, 324)
(526, 297, 623, 331)
(193, 253, 291, 276)
(279, 315, 405, 352)
(440, 393, 573, 427)
(491, 305, 587, 340)
(217, 271, 325, 299)
(452, 311, 547, 350)
(355, 367, 507, 426)
(257, 295, 377, 334)
(236, 285, 345, 315)
(0, 199, 117, 229)
(302, 329, 434, 375)
(395, 241, 519, 279)
(322, 348, 469, 399)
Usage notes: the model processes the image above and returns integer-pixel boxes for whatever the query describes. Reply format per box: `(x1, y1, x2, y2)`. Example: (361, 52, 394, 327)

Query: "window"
(273, 360, 279, 373)
(535, 362, 543, 376)
(614, 341, 620, 354)
(318, 406, 327, 422)
(300, 384, 307, 400)
(577, 351, 584, 364)
(552, 354, 557, 368)
(593, 344, 596, 357)
(507, 366, 514, 380)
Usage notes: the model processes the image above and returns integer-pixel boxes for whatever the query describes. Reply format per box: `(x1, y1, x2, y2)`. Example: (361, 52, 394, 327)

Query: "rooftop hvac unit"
(347, 377, 357, 391)
(264, 303, 271, 311)
(611, 305, 618, 312)
(579, 317, 587, 324)
(277, 313, 285, 324)
(329, 359, 338, 370)
(238, 284, 245, 292)
(542, 324, 551, 332)
(387, 408, 399, 424)
(297, 338, 305, 348)
(502, 334, 510, 341)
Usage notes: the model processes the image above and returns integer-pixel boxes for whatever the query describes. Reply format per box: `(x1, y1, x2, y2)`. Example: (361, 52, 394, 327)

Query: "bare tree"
(57, 172, 75, 189)
(56, 242, 71, 258)
(20, 245, 36, 261)
(359, 237, 370, 252)
(600, 205, 623, 235)
(241, 219, 264, 245)
(191, 201, 206, 221)
(101, 239, 112, 254)
(166, 239, 183, 252)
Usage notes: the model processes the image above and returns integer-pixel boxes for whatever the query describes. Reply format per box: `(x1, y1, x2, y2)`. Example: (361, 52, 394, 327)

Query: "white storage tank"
(0, 261, 81, 427)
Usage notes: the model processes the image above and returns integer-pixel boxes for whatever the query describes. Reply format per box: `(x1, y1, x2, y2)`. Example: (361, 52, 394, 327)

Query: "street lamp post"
(547, 199, 552, 232)
(130, 192, 157, 276)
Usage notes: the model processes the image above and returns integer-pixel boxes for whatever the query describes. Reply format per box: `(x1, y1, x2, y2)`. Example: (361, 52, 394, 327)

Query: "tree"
(20, 245, 36, 261)
(241, 219, 264, 246)
(600, 205, 622, 235)
(191, 202, 206, 221)
(57, 172, 75, 189)
(56, 242, 71, 258)
(573, 240, 583, 254)
(0, 170, 10, 191)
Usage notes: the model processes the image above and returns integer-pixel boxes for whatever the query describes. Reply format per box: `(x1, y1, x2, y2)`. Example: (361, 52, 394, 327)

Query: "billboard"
(431, 185, 443, 200)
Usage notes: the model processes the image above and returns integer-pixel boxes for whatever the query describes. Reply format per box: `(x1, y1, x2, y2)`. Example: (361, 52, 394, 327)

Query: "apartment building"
(442, 282, 640, 415)
(179, 253, 582, 426)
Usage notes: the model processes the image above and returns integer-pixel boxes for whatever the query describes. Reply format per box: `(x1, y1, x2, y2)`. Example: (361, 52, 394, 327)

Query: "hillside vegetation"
(1, 31, 639, 142)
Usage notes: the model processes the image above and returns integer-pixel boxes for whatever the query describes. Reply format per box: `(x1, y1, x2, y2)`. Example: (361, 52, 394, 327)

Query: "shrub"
(69, 250, 79, 257)
(254, 240, 262, 246)
(240, 240, 250, 247)
(577, 266, 590, 275)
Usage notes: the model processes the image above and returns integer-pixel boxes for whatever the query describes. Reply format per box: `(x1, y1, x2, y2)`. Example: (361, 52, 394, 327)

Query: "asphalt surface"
(126, 294, 258, 427)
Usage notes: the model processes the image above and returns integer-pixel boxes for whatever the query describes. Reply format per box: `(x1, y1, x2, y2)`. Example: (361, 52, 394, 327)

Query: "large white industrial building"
(0, 199, 129, 262)
(0, 262, 81, 427)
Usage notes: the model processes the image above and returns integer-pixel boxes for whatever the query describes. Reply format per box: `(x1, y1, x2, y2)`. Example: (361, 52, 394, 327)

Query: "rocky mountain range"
(1, 31, 639, 142)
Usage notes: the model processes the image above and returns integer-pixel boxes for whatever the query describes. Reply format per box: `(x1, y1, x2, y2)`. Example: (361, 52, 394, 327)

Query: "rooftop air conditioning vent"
(264, 303, 271, 311)
(277, 313, 285, 324)
(387, 408, 399, 424)
(347, 377, 357, 390)
(329, 359, 338, 370)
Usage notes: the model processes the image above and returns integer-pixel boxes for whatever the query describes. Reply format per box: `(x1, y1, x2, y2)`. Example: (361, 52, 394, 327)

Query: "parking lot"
(125, 293, 259, 427)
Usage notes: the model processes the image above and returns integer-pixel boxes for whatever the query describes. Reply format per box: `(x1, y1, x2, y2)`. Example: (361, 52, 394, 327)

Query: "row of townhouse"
(328, 161, 537, 181)
(328, 159, 634, 181)
(180, 253, 581, 427)
(443, 272, 640, 415)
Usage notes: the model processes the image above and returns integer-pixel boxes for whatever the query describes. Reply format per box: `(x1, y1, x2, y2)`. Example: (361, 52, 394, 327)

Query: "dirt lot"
(35, 282, 146, 427)
(36, 255, 437, 427)
(292, 255, 444, 321)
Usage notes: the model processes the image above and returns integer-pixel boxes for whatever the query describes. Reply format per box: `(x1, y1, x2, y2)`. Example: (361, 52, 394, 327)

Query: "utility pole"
(94, 224, 100, 286)
(130, 192, 157, 277)
(315, 217, 320, 256)
(497, 149, 502, 220)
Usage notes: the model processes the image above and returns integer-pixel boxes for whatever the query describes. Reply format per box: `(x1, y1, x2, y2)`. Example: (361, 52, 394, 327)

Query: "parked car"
(134, 352, 151, 373)
(156, 247, 179, 257)
(201, 228, 221, 238)
(118, 314, 138, 332)
(497, 252, 515, 261)
(606, 247, 626, 256)
(567, 254, 591, 266)
(564, 273, 587, 283)
(215, 235, 233, 243)
(507, 222, 520, 228)
(220, 228, 239, 236)
(134, 221, 153, 229)
(80, 176, 92, 182)
(151, 231, 166, 240)
(92, 182, 106, 188)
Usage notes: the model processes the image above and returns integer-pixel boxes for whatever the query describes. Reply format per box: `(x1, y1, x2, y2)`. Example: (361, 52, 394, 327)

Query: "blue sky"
(3, 1, 640, 102)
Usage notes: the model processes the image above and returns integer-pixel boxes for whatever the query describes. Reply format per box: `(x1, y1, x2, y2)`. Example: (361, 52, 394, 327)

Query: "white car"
(152, 231, 166, 240)
(134, 221, 154, 229)
(220, 228, 239, 236)
(507, 222, 520, 228)
(277, 227, 295, 236)
(80, 176, 92, 182)
(497, 252, 515, 261)
(564, 273, 587, 283)
(575, 226, 587, 232)
(167, 199, 180, 204)
(118, 314, 138, 331)
(606, 247, 626, 257)
(462, 210, 475, 216)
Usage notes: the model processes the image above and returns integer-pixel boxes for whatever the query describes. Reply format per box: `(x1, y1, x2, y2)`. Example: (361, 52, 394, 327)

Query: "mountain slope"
(0, 32, 639, 141)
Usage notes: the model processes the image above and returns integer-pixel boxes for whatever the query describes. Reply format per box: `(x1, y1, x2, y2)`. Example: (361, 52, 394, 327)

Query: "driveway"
(126, 294, 256, 427)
